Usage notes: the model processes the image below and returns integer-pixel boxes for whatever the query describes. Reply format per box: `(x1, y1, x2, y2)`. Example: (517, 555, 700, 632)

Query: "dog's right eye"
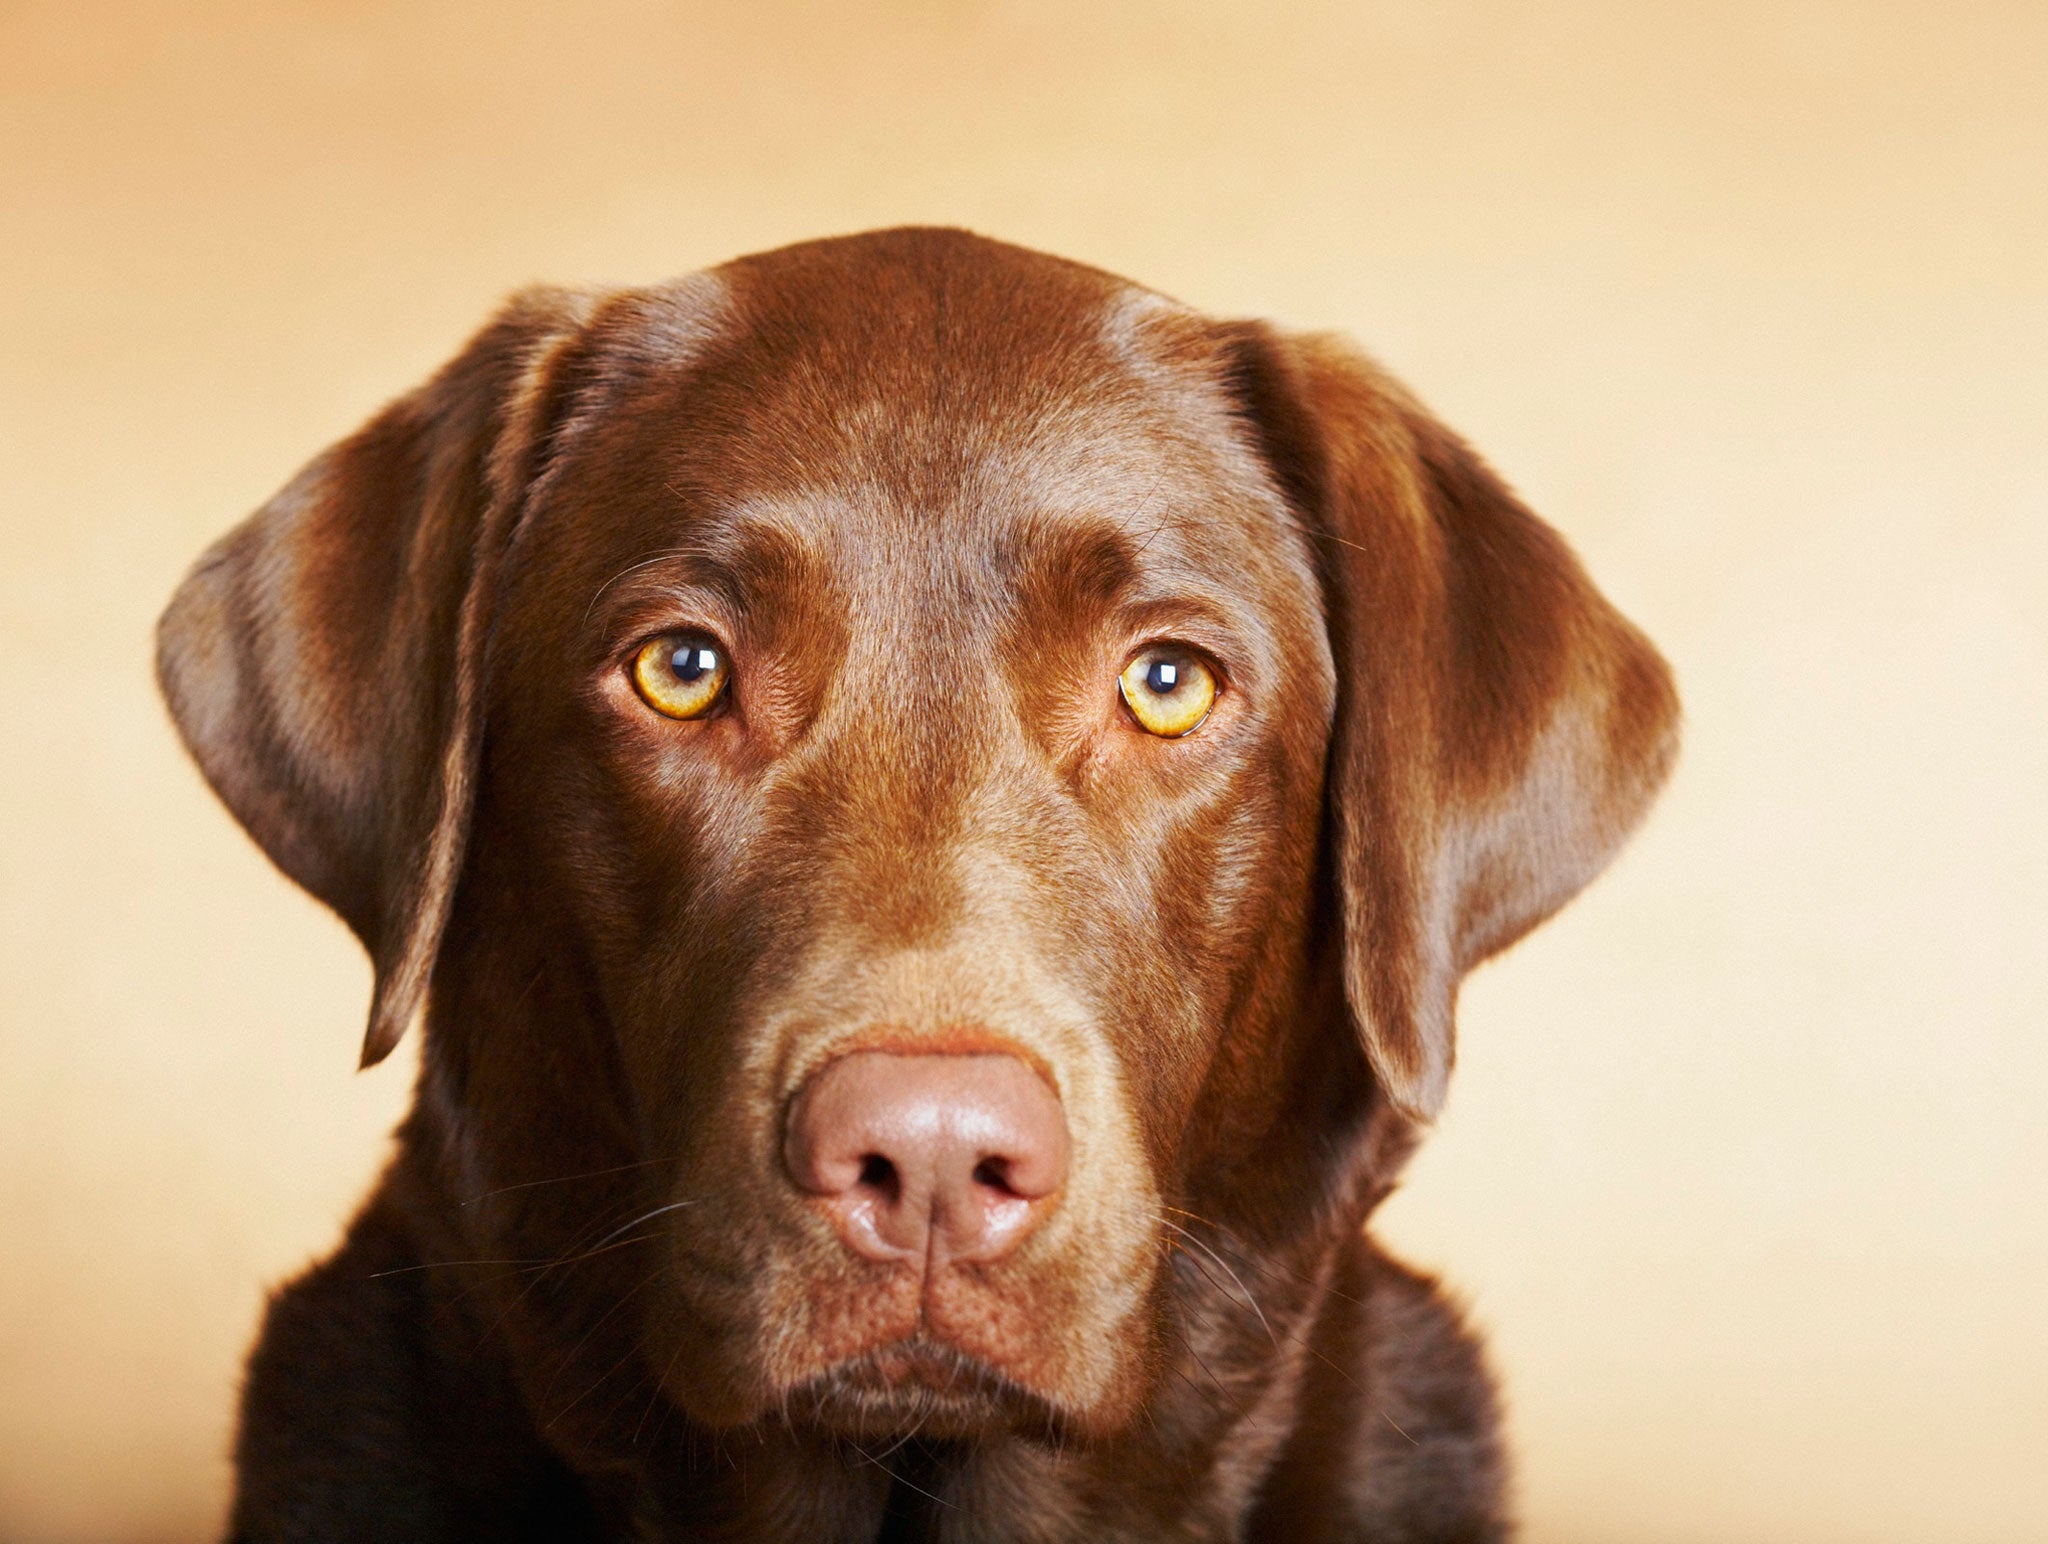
(631, 634, 730, 719)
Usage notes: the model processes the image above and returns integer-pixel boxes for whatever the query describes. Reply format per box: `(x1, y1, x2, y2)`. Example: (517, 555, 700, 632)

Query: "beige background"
(2, 2, 2043, 1540)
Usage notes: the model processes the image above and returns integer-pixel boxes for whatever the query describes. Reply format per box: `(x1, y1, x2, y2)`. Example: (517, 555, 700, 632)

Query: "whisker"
(630, 1335, 690, 1447)
(540, 1265, 668, 1402)
(475, 1194, 663, 1340)
(381, 1194, 700, 1342)
(365, 1257, 550, 1279)
(493, 1193, 706, 1327)
(863, 1449, 959, 1514)
(579, 1199, 703, 1255)
(546, 1334, 653, 1432)
(853, 1397, 936, 1465)
(1168, 1360, 1232, 1412)
(1159, 1218, 1280, 1352)
(593, 1356, 664, 1435)
(1155, 1272, 1239, 1408)
(1159, 1207, 1392, 1419)
(458, 1159, 665, 1208)
(1161, 1203, 1373, 1312)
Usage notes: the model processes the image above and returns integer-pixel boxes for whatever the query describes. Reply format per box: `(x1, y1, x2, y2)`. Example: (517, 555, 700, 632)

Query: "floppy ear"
(157, 287, 597, 1067)
(1223, 326, 1679, 1121)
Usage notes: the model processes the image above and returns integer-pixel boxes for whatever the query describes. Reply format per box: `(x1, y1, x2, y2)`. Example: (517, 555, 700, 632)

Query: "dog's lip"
(784, 1336, 1067, 1438)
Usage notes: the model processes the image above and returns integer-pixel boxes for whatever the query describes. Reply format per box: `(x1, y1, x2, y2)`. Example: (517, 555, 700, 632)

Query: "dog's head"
(160, 230, 1675, 1449)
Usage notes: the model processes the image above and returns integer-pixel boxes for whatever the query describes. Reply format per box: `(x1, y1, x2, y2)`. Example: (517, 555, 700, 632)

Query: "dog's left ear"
(1220, 325, 1680, 1122)
(157, 288, 598, 1067)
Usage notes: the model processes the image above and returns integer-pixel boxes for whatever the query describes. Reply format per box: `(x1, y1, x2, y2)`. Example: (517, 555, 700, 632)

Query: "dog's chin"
(783, 1339, 1070, 1444)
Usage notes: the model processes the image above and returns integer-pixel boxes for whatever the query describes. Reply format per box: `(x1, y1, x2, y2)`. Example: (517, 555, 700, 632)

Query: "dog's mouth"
(784, 1337, 1069, 1442)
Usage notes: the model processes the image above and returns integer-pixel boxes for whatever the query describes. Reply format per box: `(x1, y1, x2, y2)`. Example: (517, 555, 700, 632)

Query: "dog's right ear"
(157, 288, 597, 1067)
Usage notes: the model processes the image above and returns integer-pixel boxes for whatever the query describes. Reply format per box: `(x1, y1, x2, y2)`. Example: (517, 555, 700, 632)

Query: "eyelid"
(619, 615, 732, 659)
(1130, 639, 1226, 687)
(1119, 602, 1242, 664)
(589, 579, 736, 662)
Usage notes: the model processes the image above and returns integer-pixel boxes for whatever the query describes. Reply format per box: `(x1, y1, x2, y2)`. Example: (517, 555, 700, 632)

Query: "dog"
(159, 228, 1677, 1542)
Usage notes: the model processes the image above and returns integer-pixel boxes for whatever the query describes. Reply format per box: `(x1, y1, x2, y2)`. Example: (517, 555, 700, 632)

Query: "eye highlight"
(1117, 647, 1217, 738)
(631, 634, 730, 720)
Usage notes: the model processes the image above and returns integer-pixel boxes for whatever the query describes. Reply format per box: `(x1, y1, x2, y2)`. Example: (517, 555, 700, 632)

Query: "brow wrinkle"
(582, 546, 715, 627)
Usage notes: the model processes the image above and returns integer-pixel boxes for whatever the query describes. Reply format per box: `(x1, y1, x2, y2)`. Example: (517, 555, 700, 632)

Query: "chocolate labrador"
(160, 228, 1677, 1542)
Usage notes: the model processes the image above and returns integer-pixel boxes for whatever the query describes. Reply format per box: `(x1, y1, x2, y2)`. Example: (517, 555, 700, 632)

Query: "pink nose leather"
(784, 1051, 1070, 1266)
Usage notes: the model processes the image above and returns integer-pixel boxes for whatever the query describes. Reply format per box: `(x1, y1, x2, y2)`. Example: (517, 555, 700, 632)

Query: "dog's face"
(159, 231, 1676, 1452)
(477, 247, 1338, 1435)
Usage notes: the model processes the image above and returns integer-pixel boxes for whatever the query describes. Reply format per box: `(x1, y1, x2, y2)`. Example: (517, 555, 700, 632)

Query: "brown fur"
(158, 229, 1677, 1542)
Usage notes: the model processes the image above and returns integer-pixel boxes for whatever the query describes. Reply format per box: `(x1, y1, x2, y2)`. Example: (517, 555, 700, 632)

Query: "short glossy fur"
(160, 229, 1677, 1542)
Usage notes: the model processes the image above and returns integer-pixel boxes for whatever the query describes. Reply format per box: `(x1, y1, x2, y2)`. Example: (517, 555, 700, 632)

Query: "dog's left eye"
(631, 634, 730, 719)
(1118, 646, 1217, 737)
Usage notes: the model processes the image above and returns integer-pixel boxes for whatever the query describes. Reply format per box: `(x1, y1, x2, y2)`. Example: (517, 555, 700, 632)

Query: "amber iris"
(632, 635, 730, 719)
(1118, 647, 1217, 737)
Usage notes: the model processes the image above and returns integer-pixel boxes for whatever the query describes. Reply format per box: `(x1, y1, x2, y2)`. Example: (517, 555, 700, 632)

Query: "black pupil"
(671, 644, 717, 683)
(1145, 659, 1180, 695)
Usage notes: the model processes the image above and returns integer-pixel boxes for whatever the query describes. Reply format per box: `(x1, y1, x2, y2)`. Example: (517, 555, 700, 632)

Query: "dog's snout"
(784, 1051, 1069, 1267)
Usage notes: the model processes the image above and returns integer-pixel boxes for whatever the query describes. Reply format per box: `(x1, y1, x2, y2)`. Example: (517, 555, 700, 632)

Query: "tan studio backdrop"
(2, 3, 2043, 1541)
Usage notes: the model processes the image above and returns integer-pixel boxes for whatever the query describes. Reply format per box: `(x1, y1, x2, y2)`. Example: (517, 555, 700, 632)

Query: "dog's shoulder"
(228, 1175, 605, 1544)
(1250, 1234, 1510, 1543)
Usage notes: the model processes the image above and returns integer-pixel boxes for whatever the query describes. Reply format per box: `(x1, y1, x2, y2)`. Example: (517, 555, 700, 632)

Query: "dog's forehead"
(543, 233, 1297, 598)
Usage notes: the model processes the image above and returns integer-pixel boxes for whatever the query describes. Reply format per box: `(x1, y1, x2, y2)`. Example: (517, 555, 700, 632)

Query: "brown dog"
(159, 229, 1676, 1542)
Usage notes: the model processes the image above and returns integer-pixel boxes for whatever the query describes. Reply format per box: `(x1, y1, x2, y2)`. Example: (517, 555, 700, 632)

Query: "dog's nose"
(784, 1051, 1069, 1266)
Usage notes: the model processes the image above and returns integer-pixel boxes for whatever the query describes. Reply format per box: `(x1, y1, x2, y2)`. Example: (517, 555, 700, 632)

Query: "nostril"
(971, 1156, 1017, 1197)
(856, 1152, 899, 1202)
